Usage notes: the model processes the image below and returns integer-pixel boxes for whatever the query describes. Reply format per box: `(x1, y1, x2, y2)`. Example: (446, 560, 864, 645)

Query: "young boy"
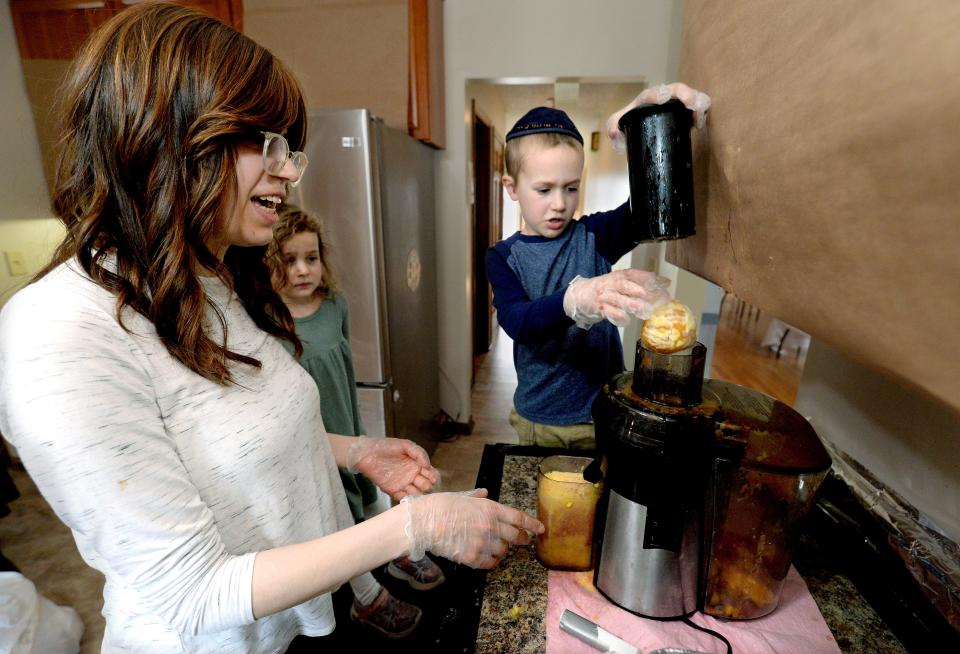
(485, 85, 709, 449)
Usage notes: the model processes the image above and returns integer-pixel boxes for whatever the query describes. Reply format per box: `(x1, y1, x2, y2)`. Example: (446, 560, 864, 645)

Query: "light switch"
(4, 250, 28, 276)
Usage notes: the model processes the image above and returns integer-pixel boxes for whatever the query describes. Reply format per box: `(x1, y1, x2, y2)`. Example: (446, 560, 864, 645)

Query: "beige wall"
(244, 0, 409, 130)
(0, 3, 49, 219)
(466, 81, 508, 137)
(796, 340, 960, 542)
(672, 0, 960, 544)
(0, 2, 63, 309)
(440, 0, 685, 420)
(0, 219, 66, 306)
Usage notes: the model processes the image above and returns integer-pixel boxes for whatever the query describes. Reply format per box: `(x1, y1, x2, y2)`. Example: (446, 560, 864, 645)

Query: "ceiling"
(473, 80, 647, 126)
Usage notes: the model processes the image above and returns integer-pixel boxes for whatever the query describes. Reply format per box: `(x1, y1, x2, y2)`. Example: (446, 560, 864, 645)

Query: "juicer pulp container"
(701, 380, 832, 619)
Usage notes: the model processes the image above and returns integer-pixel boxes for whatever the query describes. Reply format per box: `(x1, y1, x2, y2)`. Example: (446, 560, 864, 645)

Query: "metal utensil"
(559, 609, 710, 654)
(560, 609, 638, 654)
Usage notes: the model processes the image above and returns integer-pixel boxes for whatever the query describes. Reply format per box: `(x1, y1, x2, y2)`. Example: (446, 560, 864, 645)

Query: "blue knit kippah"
(505, 106, 583, 144)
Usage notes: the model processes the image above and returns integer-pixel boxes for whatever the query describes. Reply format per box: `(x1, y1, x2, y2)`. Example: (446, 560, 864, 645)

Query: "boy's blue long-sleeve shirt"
(485, 201, 641, 425)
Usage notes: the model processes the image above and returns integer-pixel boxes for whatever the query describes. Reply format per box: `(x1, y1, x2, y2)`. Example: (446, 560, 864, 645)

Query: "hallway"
(430, 327, 519, 493)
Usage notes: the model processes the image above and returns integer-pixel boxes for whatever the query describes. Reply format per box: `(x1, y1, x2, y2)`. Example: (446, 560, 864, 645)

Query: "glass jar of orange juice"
(535, 455, 602, 571)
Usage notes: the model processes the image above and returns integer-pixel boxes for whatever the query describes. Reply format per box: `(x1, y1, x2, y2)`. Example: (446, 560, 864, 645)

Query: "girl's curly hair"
(267, 203, 337, 298)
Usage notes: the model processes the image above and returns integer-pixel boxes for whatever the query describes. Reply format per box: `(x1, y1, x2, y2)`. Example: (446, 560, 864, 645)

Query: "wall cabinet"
(11, 0, 446, 189)
(408, 0, 445, 148)
(8, 0, 242, 193)
(10, 1, 113, 60)
(10, 0, 243, 59)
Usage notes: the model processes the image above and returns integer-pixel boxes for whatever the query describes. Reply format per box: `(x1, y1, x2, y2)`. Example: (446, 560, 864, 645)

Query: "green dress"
(283, 292, 379, 521)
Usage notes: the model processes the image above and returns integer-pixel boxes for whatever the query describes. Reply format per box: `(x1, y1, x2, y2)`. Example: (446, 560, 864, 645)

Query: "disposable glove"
(606, 82, 712, 151)
(401, 489, 544, 568)
(346, 436, 440, 500)
(563, 269, 671, 329)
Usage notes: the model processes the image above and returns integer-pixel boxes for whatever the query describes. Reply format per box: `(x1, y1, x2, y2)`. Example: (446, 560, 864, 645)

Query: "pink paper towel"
(546, 565, 840, 653)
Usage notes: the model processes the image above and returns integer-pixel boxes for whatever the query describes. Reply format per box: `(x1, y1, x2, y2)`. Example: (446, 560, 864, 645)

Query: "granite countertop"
(466, 444, 959, 654)
(475, 454, 545, 653)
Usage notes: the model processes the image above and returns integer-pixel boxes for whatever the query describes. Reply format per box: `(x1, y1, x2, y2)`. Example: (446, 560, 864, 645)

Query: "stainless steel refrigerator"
(292, 109, 440, 454)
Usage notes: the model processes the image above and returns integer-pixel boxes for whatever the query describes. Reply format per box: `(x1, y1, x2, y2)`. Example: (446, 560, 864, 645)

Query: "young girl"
(269, 204, 446, 638)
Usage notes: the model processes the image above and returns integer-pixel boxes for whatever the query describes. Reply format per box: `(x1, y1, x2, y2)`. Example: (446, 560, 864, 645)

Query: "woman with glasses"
(0, 3, 542, 653)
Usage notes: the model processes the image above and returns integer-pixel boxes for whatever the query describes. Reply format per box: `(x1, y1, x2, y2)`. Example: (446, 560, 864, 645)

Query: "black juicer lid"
(703, 379, 832, 475)
(594, 339, 831, 475)
(597, 369, 722, 442)
(590, 341, 717, 450)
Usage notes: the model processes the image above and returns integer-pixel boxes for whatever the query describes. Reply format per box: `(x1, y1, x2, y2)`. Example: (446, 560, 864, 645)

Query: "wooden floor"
(709, 296, 807, 406)
(428, 327, 519, 493)
(0, 302, 805, 652)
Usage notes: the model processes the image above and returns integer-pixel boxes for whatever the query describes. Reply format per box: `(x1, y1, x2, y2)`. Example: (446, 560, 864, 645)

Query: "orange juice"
(535, 457, 601, 570)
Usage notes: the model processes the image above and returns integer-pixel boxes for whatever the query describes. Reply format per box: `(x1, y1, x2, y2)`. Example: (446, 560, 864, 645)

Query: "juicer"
(591, 339, 831, 620)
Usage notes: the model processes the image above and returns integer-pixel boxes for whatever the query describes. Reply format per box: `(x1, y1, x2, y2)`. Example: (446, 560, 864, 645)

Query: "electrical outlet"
(4, 250, 27, 276)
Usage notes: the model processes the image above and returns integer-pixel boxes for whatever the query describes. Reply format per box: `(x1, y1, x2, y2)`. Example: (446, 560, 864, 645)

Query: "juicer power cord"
(679, 615, 733, 654)
(630, 608, 733, 652)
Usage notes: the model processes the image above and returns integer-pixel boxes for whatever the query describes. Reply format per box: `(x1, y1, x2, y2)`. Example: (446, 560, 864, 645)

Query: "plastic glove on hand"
(606, 82, 712, 150)
(563, 270, 671, 329)
(401, 489, 544, 568)
(346, 436, 440, 500)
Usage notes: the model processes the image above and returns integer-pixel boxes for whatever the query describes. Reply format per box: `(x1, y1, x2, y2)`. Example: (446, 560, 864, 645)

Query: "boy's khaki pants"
(508, 407, 595, 450)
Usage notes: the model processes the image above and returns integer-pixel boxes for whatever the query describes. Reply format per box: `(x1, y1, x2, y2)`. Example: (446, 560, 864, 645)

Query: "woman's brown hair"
(37, 1, 305, 381)
(268, 203, 338, 297)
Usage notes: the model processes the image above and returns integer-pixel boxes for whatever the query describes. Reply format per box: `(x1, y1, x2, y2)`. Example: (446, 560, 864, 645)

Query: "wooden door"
(471, 102, 493, 360)
(489, 131, 504, 333)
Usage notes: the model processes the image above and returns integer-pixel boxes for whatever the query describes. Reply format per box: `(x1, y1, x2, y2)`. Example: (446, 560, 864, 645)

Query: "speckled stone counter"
(469, 444, 958, 654)
(475, 455, 546, 654)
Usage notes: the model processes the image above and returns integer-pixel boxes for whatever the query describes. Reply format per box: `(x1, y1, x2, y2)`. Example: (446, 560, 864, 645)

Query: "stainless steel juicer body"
(591, 343, 715, 619)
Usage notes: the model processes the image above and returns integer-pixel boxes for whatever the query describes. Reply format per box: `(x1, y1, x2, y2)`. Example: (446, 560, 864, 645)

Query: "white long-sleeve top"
(0, 260, 355, 653)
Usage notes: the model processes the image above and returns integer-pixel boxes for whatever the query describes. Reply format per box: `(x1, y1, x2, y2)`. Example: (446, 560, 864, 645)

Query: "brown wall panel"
(245, 0, 409, 134)
(673, 0, 960, 412)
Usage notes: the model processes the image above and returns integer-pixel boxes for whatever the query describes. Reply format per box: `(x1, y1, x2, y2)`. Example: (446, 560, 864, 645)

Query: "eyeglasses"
(260, 131, 308, 187)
